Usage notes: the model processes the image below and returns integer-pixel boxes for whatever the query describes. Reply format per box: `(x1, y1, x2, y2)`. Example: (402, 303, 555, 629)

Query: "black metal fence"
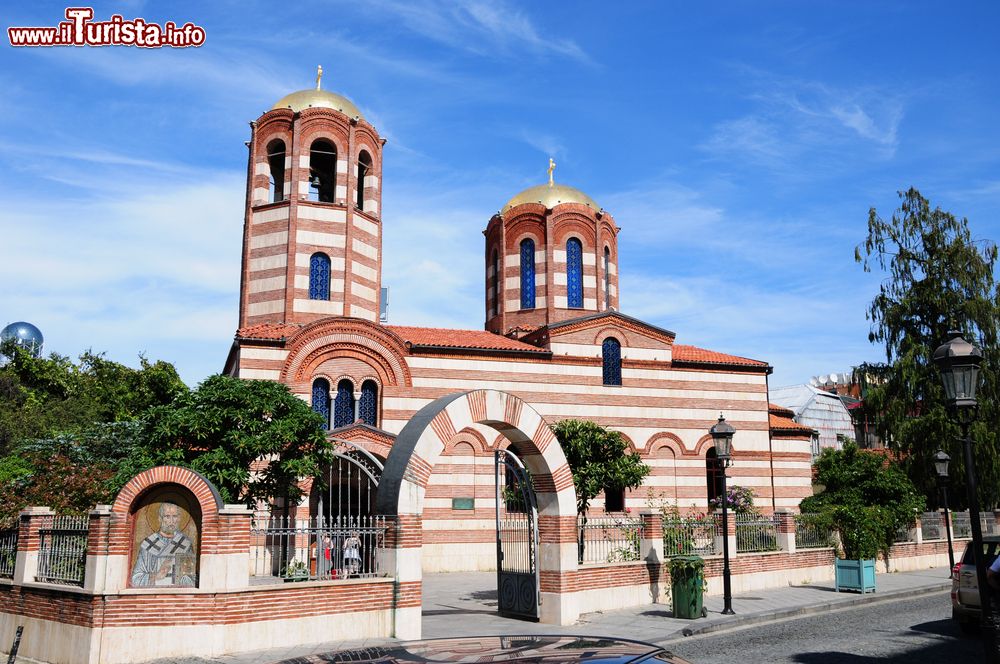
(249, 516, 387, 583)
(0, 521, 17, 579)
(662, 517, 717, 557)
(37, 515, 89, 587)
(794, 514, 836, 550)
(577, 516, 643, 564)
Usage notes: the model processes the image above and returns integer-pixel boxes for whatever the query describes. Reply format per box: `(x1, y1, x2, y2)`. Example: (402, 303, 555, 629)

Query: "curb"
(655, 582, 951, 644)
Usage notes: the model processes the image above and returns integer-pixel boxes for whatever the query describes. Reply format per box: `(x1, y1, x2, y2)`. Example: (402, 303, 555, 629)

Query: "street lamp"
(933, 449, 955, 570)
(709, 413, 736, 615)
(934, 331, 989, 643)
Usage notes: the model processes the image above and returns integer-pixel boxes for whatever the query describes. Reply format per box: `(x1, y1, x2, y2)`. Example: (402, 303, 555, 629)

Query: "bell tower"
(238, 67, 385, 328)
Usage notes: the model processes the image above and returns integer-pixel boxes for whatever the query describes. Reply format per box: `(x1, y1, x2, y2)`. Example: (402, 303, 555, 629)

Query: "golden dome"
(271, 89, 363, 119)
(502, 182, 600, 214)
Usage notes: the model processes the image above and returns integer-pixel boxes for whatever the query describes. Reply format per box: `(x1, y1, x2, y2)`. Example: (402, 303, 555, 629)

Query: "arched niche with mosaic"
(129, 485, 202, 588)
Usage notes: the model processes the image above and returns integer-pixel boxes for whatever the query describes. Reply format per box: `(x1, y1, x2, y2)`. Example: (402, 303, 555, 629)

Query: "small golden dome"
(271, 88, 363, 118)
(502, 182, 600, 214)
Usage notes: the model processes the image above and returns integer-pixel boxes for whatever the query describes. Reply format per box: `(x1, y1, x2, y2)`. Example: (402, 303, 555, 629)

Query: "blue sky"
(2, 1, 999, 389)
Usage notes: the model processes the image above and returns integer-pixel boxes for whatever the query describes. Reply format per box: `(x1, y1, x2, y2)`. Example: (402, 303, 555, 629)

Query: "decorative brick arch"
(281, 318, 411, 387)
(112, 465, 223, 517)
(644, 432, 684, 457)
(374, 389, 579, 635)
(592, 326, 632, 347)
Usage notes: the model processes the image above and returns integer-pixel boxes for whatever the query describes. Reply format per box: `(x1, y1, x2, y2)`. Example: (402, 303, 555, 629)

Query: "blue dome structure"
(1, 321, 44, 357)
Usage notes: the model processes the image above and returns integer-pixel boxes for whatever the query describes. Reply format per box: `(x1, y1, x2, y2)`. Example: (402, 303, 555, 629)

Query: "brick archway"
(374, 389, 578, 637)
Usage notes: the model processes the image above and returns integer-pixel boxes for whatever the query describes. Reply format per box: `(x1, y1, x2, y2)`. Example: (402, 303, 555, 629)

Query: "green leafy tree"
(140, 375, 332, 507)
(551, 419, 650, 516)
(855, 187, 1000, 509)
(801, 441, 925, 563)
(0, 340, 187, 455)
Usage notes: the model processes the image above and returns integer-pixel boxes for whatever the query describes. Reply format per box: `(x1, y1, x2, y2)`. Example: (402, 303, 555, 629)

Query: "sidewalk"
(8, 568, 952, 664)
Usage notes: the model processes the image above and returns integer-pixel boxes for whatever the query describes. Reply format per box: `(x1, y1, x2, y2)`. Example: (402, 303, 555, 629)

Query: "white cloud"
(359, 0, 590, 62)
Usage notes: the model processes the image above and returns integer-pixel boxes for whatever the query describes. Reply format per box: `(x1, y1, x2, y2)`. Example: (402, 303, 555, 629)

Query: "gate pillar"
(376, 390, 581, 636)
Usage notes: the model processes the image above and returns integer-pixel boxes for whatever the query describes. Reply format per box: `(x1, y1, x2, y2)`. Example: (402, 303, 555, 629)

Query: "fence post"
(13, 506, 54, 585)
(910, 515, 923, 545)
(83, 505, 112, 593)
(774, 509, 796, 554)
(639, 511, 663, 564)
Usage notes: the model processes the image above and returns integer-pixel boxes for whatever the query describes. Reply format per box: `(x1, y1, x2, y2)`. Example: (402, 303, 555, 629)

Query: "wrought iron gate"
(314, 439, 384, 521)
(494, 448, 540, 621)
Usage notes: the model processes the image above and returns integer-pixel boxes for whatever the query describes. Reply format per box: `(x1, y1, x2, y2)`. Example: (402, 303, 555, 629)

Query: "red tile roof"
(387, 326, 548, 353)
(672, 345, 768, 367)
(236, 323, 301, 340)
(768, 403, 795, 418)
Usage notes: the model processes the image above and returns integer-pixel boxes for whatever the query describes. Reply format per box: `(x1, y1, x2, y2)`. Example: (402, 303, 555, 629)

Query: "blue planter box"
(834, 558, 876, 593)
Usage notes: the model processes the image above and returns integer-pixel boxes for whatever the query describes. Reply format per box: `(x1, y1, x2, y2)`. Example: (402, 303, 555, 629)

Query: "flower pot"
(834, 558, 876, 593)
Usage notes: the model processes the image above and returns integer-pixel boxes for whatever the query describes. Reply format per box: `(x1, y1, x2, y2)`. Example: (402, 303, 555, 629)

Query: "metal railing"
(578, 515, 643, 564)
(37, 515, 89, 586)
(249, 515, 387, 583)
(735, 515, 780, 553)
(893, 524, 913, 543)
(0, 522, 17, 579)
(952, 511, 997, 539)
(920, 512, 946, 540)
(662, 517, 717, 557)
(794, 514, 835, 549)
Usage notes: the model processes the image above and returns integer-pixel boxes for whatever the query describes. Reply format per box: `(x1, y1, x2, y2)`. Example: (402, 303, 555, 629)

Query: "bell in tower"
(238, 66, 386, 328)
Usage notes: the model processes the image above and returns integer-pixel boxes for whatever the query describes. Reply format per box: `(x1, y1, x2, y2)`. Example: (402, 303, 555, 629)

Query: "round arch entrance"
(374, 389, 580, 639)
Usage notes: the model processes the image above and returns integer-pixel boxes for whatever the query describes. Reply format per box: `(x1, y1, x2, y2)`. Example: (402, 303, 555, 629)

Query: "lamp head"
(709, 413, 735, 461)
(933, 449, 950, 480)
(933, 331, 982, 410)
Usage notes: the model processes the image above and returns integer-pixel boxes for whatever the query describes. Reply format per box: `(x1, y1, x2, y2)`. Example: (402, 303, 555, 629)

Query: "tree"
(551, 419, 650, 516)
(855, 187, 1000, 509)
(140, 375, 332, 508)
(801, 441, 925, 563)
(0, 340, 187, 455)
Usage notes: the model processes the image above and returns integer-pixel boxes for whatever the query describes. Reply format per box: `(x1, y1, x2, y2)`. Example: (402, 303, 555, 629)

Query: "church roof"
(271, 88, 363, 118)
(671, 344, 769, 369)
(502, 182, 600, 214)
(387, 326, 549, 355)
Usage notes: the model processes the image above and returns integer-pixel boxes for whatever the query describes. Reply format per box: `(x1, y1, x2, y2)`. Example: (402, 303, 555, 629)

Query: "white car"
(952, 535, 1000, 632)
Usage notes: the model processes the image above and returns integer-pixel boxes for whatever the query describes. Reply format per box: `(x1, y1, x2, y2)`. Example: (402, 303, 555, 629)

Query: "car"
(952, 535, 1000, 632)
(270, 635, 694, 664)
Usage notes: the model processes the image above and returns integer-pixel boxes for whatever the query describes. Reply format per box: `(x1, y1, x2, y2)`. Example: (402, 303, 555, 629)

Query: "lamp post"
(934, 331, 991, 650)
(933, 449, 956, 570)
(710, 414, 736, 615)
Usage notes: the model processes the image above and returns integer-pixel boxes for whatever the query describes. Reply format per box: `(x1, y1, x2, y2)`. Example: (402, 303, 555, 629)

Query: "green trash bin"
(669, 555, 705, 619)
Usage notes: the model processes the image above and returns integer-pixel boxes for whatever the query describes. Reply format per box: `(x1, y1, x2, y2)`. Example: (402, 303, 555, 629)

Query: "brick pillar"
(205, 504, 253, 591)
(713, 512, 737, 557)
(13, 506, 54, 585)
(774, 508, 796, 554)
(640, 511, 664, 564)
(378, 514, 423, 640)
(910, 515, 923, 545)
(83, 505, 113, 592)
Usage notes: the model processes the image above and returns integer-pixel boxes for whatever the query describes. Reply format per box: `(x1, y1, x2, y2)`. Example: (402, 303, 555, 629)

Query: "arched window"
(308, 139, 337, 203)
(566, 237, 583, 308)
(309, 253, 331, 300)
(490, 248, 500, 318)
(358, 380, 378, 427)
(356, 150, 372, 210)
(520, 238, 536, 309)
(706, 448, 724, 505)
(311, 378, 330, 429)
(602, 337, 622, 386)
(603, 246, 611, 310)
(267, 139, 285, 203)
(333, 379, 355, 428)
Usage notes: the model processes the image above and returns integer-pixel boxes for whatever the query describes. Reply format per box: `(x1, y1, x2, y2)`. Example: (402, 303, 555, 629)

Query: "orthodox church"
(223, 70, 813, 571)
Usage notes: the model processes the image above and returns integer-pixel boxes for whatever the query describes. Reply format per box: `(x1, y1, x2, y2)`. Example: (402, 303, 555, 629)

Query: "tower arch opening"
(309, 139, 337, 203)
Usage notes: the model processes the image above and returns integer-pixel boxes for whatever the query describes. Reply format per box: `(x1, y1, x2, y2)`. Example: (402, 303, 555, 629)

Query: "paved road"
(665, 591, 980, 663)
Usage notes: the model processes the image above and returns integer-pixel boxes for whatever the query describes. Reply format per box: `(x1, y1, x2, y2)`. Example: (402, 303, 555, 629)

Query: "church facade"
(223, 74, 814, 571)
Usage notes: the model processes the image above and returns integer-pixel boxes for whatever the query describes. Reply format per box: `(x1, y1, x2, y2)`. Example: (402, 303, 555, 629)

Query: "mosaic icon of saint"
(130, 501, 197, 587)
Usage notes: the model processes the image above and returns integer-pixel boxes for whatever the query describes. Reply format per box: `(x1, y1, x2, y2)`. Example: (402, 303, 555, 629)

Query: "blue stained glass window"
(567, 238, 583, 308)
(309, 253, 331, 300)
(359, 380, 378, 427)
(520, 239, 536, 309)
(311, 378, 330, 429)
(602, 337, 622, 386)
(333, 379, 355, 428)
